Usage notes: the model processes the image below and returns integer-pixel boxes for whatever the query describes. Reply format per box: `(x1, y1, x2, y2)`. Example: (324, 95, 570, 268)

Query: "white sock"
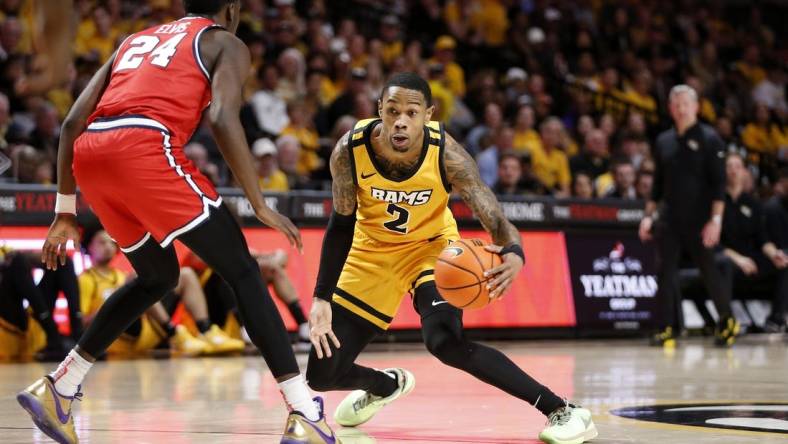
(298, 323, 310, 341)
(279, 374, 320, 421)
(49, 350, 93, 397)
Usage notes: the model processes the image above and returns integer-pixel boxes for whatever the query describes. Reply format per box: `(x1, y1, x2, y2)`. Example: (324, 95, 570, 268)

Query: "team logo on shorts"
(611, 403, 788, 434)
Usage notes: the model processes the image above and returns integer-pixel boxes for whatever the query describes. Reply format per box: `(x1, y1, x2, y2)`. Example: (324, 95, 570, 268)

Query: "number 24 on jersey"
(115, 32, 187, 72)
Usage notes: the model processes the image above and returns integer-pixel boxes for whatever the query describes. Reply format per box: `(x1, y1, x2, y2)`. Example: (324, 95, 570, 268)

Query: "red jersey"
(90, 17, 222, 147)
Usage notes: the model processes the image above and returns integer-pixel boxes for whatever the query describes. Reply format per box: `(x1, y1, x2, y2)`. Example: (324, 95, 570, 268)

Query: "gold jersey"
(79, 267, 126, 317)
(333, 118, 460, 329)
(348, 118, 458, 244)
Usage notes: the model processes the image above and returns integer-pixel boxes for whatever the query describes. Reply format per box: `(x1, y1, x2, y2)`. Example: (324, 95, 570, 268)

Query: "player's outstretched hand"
(42, 214, 80, 270)
(483, 244, 525, 300)
(309, 298, 341, 359)
(255, 206, 303, 253)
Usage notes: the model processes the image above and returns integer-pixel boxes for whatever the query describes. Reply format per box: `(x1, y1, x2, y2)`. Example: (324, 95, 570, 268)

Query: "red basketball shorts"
(73, 116, 221, 253)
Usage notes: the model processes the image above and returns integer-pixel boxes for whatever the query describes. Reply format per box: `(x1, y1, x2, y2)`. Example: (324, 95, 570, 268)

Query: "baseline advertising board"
(0, 227, 577, 330)
(565, 232, 661, 330)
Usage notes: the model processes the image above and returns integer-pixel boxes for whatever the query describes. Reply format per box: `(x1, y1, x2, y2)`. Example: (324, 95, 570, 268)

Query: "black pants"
(306, 282, 565, 417)
(204, 272, 239, 327)
(720, 251, 788, 324)
(0, 252, 61, 344)
(38, 257, 83, 341)
(656, 225, 731, 330)
(77, 204, 299, 377)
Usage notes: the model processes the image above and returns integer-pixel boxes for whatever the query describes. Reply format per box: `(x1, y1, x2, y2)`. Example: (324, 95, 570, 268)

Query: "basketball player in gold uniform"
(306, 73, 596, 444)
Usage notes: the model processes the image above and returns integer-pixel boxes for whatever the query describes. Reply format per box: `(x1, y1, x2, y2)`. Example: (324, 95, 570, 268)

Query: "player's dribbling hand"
(42, 214, 80, 270)
(483, 245, 525, 300)
(309, 298, 341, 359)
(255, 206, 304, 253)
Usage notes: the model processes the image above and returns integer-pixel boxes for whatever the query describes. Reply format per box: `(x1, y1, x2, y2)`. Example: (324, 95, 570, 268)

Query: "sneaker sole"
(280, 429, 337, 444)
(335, 369, 416, 427)
(280, 437, 337, 444)
(538, 432, 585, 444)
(17, 392, 73, 444)
(584, 421, 598, 441)
(538, 417, 597, 444)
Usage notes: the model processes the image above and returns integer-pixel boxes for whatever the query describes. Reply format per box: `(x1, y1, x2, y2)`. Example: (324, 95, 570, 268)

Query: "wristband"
(501, 243, 525, 263)
(55, 193, 76, 215)
(711, 215, 722, 225)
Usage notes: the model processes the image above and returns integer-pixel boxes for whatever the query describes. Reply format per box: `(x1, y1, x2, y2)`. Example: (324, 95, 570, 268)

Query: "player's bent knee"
(223, 257, 260, 287)
(425, 334, 468, 368)
(138, 266, 180, 296)
(305, 366, 339, 392)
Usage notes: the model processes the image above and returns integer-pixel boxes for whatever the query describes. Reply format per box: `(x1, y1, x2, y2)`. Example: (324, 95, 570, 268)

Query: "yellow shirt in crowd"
(75, 18, 121, 63)
(620, 89, 658, 124)
(428, 80, 454, 123)
(79, 267, 126, 317)
(258, 172, 289, 192)
(527, 145, 571, 191)
(281, 124, 321, 175)
(381, 41, 403, 67)
(513, 129, 542, 154)
(742, 124, 788, 155)
(428, 59, 466, 98)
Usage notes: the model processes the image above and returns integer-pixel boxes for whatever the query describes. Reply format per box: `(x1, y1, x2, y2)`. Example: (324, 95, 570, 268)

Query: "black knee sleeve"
(137, 262, 179, 297)
(306, 364, 338, 392)
(179, 205, 300, 377)
(423, 314, 473, 368)
(77, 241, 180, 357)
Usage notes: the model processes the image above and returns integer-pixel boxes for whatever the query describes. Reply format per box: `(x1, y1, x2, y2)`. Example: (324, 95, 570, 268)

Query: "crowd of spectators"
(0, 0, 785, 202)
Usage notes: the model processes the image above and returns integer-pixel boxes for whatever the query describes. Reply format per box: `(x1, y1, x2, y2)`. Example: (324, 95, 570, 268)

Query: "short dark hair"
(611, 157, 634, 173)
(79, 215, 107, 255)
(184, 0, 236, 15)
(498, 151, 521, 166)
(381, 72, 432, 106)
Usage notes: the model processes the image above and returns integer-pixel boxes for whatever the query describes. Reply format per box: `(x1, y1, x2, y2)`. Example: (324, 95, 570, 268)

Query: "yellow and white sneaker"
(539, 403, 598, 444)
(170, 325, 208, 356)
(281, 396, 337, 443)
(17, 376, 81, 444)
(201, 324, 246, 355)
(334, 368, 415, 427)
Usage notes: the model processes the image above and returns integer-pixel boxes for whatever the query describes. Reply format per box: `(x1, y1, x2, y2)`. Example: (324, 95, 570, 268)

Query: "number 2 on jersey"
(384, 204, 410, 234)
(115, 33, 187, 72)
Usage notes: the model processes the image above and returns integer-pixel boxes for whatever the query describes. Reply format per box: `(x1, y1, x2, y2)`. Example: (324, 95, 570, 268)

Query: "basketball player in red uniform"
(15, 2, 336, 443)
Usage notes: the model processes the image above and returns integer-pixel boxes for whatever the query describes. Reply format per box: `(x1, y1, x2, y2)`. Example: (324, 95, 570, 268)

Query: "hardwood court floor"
(1, 338, 787, 443)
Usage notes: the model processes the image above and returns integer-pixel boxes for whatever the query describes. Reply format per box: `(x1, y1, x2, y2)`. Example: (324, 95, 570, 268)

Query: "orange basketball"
(435, 239, 502, 310)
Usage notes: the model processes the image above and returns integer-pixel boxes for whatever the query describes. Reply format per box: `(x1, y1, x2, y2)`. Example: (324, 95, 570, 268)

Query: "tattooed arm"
(444, 133, 521, 247)
(310, 132, 356, 358)
(444, 133, 524, 298)
(330, 132, 358, 215)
